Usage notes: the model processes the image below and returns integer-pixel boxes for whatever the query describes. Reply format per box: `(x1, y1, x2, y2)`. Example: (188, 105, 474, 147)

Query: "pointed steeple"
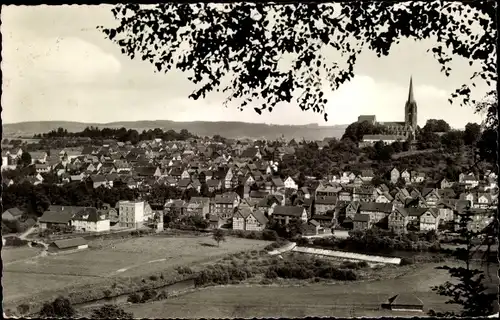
(407, 76, 415, 102)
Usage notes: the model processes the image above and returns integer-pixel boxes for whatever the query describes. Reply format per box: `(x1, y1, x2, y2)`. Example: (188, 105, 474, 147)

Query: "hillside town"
(2, 126, 497, 240)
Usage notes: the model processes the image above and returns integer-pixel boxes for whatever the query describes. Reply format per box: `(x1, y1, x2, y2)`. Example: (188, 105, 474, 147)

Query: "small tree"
(429, 209, 496, 317)
(19, 152, 32, 167)
(91, 305, 133, 319)
(213, 229, 226, 247)
(39, 296, 76, 318)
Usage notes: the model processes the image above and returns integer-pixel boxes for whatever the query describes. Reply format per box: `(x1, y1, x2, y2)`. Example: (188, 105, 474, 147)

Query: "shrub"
(262, 229, 279, 241)
(176, 266, 194, 275)
(4, 236, 28, 247)
(141, 289, 156, 303)
(103, 289, 112, 298)
(39, 296, 75, 318)
(156, 290, 169, 301)
(91, 305, 133, 319)
(16, 304, 30, 316)
(260, 278, 273, 285)
(127, 293, 141, 304)
(149, 275, 158, 281)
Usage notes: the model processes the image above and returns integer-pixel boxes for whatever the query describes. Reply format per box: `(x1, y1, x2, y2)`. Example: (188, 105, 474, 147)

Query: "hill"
(2, 120, 348, 141)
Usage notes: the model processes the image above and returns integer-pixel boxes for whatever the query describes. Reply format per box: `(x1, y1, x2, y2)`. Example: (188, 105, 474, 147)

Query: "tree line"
(33, 126, 198, 144)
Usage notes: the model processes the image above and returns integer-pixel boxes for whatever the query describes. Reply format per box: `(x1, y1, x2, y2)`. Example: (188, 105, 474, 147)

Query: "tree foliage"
(91, 305, 133, 319)
(100, 2, 496, 121)
(341, 121, 384, 143)
(213, 228, 226, 246)
(429, 209, 497, 317)
(39, 296, 76, 319)
(35, 126, 197, 143)
(422, 119, 451, 133)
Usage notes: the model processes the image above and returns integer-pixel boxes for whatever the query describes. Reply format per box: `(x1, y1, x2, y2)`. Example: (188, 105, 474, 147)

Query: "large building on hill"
(358, 77, 418, 140)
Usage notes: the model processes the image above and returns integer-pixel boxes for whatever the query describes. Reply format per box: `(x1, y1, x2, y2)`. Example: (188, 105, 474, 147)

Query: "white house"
(419, 209, 439, 231)
(118, 200, 147, 228)
(284, 176, 298, 190)
(72, 208, 110, 232)
(359, 135, 407, 148)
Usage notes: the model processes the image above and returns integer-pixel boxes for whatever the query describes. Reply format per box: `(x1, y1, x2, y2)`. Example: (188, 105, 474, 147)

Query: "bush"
(194, 263, 253, 287)
(16, 304, 30, 316)
(127, 292, 141, 304)
(141, 289, 156, 303)
(91, 305, 133, 319)
(4, 236, 28, 247)
(39, 296, 76, 318)
(262, 230, 279, 241)
(175, 266, 194, 275)
(264, 256, 359, 281)
(260, 278, 273, 285)
(103, 289, 112, 298)
(149, 275, 158, 281)
(155, 290, 169, 301)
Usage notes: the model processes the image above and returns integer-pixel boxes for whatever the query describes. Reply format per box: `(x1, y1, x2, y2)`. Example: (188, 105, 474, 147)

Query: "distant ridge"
(3, 120, 348, 141)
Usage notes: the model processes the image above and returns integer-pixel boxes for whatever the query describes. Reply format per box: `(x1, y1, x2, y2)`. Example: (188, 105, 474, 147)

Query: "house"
(462, 174, 479, 189)
(284, 176, 298, 190)
(405, 208, 437, 231)
(437, 177, 454, 189)
(185, 197, 211, 217)
(419, 208, 439, 231)
(360, 169, 374, 182)
(92, 175, 109, 189)
(118, 200, 148, 228)
(358, 202, 394, 228)
(310, 214, 335, 228)
(297, 187, 311, 199)
(352, 186, 377, 202)
(39, 211, 74, 230)
(435, 201, 455, 224)
(303, 220, 321, 235)
(2, 207, 25, 222)
(411, 171, 426, 184)
(48, 237, 89, 253)
(35, 164, 51, 173)
(314, 196, 337, 215)
(382, 293, 424, 312)
(206, 214, 223, 229)
(400, 169, 411, 184)
(71, 207, 110, 232)
(232, 208, 268, 231)
(213, 193, 239, 219)
(388, 206, 409, 234)
(390, 167, 400, 184)
(375, 192, 393, 203)
(272, 205, 307, 225)
(352, 213, 370, 231)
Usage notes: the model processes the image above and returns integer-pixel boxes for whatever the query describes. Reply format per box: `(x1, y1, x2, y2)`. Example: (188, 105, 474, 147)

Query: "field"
(2, 246, 41, 264)
(2, 236, 270, 304)
(125, 260, 499, 318)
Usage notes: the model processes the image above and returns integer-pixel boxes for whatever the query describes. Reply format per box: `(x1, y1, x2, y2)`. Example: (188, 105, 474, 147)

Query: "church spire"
(407, 76, 415, 102)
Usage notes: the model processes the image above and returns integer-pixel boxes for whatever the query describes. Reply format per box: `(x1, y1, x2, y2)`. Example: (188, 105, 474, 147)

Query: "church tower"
(404, 76, 418, 129)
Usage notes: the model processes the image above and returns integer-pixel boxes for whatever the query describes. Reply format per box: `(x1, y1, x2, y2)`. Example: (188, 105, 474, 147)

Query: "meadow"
(124, 260, 499, 318)
(2, 236, 270, 305)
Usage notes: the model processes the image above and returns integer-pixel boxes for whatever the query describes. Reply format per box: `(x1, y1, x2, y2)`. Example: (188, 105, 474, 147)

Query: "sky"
(1, 5, 493, 128)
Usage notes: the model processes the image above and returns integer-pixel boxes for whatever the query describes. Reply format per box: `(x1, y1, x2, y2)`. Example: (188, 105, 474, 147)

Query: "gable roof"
(2, 207, 24, 218)
(359, 202, 393, 213)
(273, 205, 304, 217)
(52, 237, 88, 249)
(39, 211, 74, 224)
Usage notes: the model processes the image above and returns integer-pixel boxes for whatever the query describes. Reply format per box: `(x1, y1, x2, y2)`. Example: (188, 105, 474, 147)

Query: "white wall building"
(118, 200, 146, 228)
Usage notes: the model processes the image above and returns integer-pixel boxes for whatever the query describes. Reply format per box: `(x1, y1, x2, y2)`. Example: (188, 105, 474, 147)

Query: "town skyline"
(2, 5, 492, 128)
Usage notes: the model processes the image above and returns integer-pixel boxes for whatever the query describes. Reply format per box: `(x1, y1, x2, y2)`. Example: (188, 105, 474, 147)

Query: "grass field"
(2, 247, 41, 264)
(2, 236, 270, 304)
(125, 261, 499, 318)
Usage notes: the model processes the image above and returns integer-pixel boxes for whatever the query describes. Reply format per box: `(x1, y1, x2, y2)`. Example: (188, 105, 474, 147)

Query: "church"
(357, 76, 418, 140)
